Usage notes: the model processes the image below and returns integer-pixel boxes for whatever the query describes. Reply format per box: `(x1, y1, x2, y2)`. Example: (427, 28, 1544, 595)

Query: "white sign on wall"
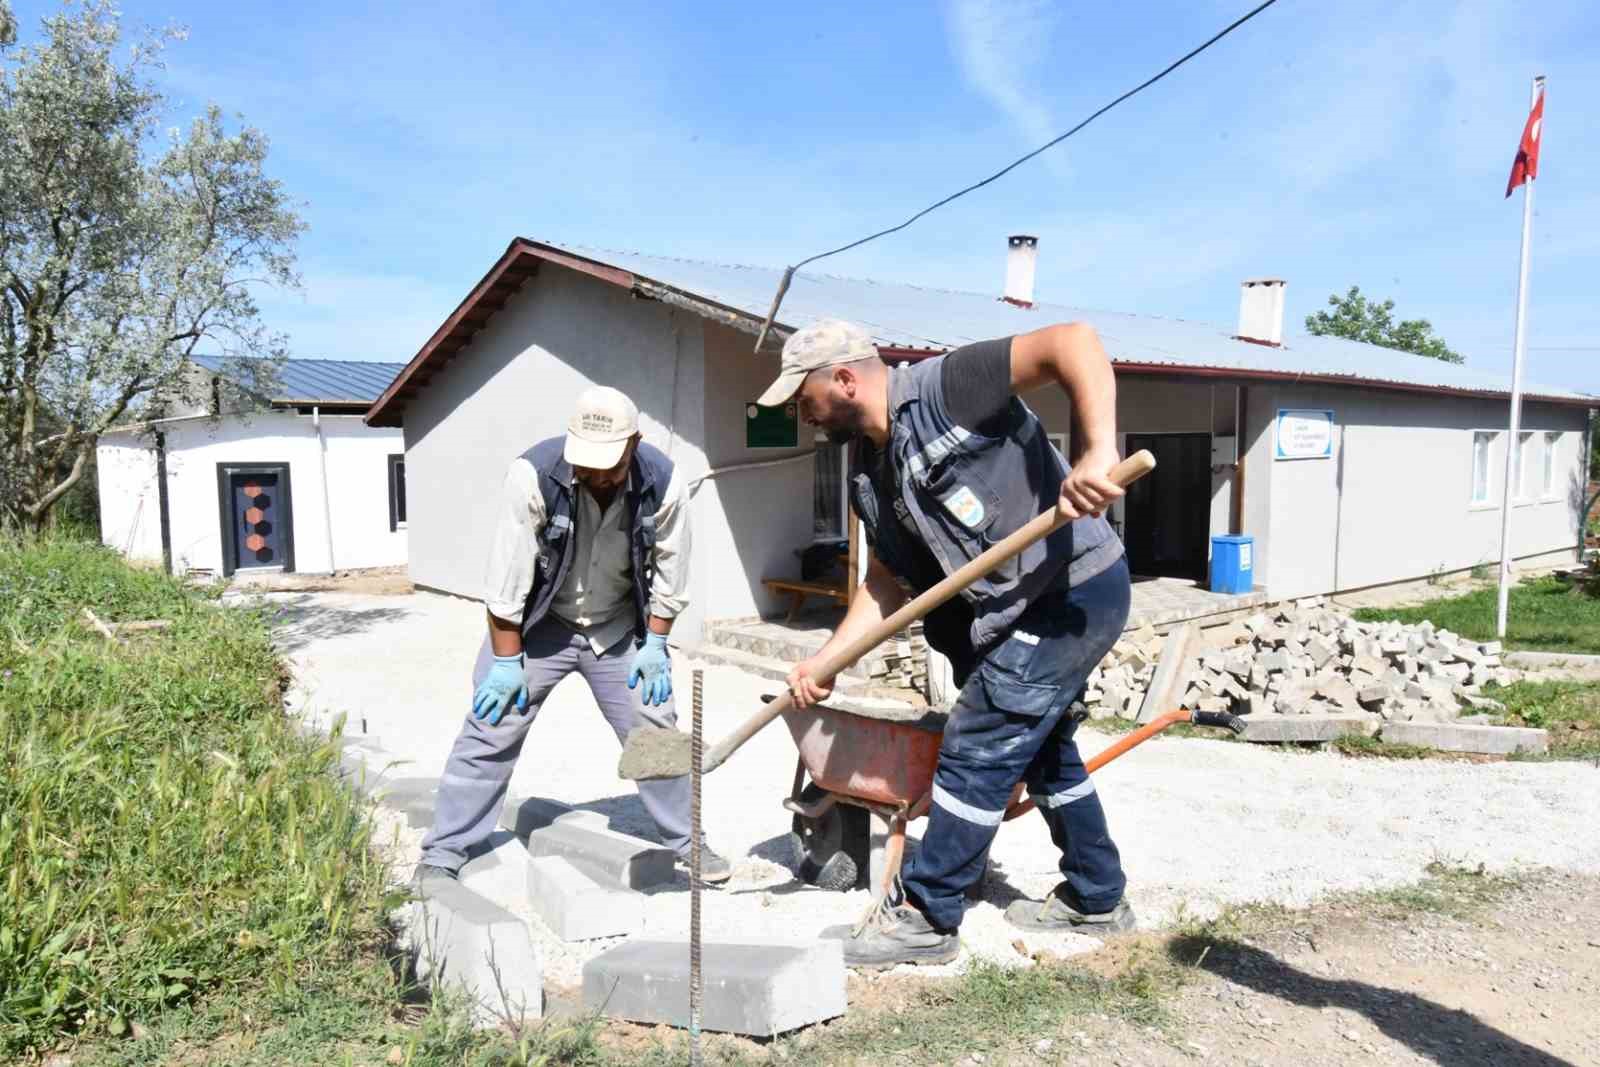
(1274, 409, 1335, 460)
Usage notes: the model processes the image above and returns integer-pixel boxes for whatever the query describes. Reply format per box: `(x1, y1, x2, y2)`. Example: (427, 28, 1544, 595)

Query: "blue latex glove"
(472, 654, 528, 726)
(628, 633, 673, 707)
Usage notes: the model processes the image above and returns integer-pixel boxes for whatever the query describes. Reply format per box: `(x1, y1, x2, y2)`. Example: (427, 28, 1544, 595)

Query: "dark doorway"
(1123, 433, 1210, 583)
(216, 462, 295, 576)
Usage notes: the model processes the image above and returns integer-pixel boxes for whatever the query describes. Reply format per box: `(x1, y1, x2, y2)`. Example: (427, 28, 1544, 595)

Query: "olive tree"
(1, 0, 302, 530)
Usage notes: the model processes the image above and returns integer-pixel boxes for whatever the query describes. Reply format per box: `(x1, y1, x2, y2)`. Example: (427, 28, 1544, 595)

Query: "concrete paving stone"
(526, 820, 676, 891)
(1242, 714, 1379, 743)
(1379, 721, 1548, 755)
(1137, 623, 1197, 724)
(459, 831, 536, 911)
(408, 876, 543, 1027)
(582, 939, 846, 1037)
(500, 795, 610, 839)
(526, 855, 644, 941)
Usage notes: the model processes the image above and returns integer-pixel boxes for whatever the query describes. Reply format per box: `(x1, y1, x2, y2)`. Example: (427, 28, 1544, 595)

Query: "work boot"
(823, 889, 959, 970)
(410, 862, 459, 896)
(677, 843, 733, 884)
(1005, 886, 1136, 936)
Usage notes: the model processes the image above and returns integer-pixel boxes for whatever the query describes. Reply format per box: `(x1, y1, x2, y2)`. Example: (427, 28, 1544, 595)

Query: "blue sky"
(13, 0, 1599, 389)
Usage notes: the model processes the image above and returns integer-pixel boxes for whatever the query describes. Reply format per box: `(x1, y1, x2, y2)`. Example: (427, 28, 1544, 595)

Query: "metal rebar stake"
(689, 668, 704, 1066)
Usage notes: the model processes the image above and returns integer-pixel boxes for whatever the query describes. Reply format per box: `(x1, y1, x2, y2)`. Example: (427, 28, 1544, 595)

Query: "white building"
(98, 357, 408, 578)
(364, 238, 1594, 642)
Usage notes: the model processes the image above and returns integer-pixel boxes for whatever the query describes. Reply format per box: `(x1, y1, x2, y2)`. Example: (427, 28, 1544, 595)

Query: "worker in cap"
(761, 319, 1134, 967)
(416, 386, 733, 885)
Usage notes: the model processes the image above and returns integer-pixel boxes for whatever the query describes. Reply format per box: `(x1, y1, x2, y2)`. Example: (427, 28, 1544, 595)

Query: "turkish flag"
(1505, 87, 1545, 197)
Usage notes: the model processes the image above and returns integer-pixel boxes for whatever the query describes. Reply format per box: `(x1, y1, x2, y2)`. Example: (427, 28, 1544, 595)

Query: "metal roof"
(543, 241, 1592, 404)
(367, 238, 1592, 426)
(193, 355, 405, 405)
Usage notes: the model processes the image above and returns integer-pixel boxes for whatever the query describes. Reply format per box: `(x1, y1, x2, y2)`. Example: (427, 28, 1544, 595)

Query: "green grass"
(1489, 678, 1600, 761)
(0, 536, 615, 1065)
(1329, 734, 1438, 760)
(1354, 574, 1600, 653)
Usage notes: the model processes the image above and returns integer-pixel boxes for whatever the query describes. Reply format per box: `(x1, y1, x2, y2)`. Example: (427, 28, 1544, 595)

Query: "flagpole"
(1496, 74, 1545, 639)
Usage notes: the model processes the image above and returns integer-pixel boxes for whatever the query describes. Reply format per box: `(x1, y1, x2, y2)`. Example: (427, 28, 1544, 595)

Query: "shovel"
(618, 449, 1156, 781)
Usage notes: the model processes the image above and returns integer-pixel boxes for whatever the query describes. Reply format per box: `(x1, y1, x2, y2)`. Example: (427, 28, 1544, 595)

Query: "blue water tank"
(1210, 535, 1254, 595)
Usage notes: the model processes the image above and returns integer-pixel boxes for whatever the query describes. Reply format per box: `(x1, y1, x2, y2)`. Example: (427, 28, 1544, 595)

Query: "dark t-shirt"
(939, 336, 1015, 436)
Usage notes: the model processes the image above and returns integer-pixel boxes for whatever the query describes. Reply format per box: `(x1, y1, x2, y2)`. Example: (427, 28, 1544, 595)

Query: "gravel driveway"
(267, 589, 1600, 987)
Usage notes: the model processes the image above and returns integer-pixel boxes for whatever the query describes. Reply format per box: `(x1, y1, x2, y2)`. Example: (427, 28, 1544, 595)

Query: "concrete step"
(699, 621, 887, 679)
(680, 641, 870, 695)
(408, 874, 542, 1027)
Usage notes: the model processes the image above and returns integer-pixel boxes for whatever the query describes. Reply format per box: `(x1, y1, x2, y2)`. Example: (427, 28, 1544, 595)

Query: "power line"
(753, 0, 1285, 351)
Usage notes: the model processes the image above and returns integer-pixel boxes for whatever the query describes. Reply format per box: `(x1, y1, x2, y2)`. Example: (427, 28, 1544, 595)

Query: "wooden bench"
(762, 578, 849, 621)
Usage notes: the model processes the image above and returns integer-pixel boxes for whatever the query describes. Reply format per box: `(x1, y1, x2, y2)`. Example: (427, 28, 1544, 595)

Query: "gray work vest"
(850, 358, 1124, 654)
(518, 437, 673, 644)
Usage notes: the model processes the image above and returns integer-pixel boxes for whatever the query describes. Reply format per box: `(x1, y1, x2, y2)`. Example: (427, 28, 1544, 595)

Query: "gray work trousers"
(418, 616, 691, 873)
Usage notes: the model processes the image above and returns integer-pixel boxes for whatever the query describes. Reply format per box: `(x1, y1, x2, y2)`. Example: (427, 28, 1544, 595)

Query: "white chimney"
(1236, 278, 1286, 346)
(1002, 234, 1038, 308)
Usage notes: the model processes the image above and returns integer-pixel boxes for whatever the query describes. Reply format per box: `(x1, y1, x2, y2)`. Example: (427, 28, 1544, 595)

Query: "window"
(1516, 431, 1535, 501)
(1471, 431, 1495, 505)
(1048, 432, 1068, 459)
(387, 454, 406, 531)
(812, 442, 848, 540)
(1544, 431, 1561, 497)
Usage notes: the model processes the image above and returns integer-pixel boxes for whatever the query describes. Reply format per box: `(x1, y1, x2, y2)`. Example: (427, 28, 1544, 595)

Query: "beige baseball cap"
(755, 318, 879, 408)
(564, 386, 639, 470)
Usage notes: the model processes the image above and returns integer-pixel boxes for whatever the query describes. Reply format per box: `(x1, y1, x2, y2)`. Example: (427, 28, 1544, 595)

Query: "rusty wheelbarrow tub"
(771, 691, 1245, 899)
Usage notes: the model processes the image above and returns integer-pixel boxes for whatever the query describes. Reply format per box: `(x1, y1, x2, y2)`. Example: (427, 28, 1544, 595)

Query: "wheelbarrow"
(779, 691, 1245, 899)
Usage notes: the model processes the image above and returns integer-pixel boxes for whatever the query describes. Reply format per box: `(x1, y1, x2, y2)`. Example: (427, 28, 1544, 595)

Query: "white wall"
(98, 410, 407, 575)
(1249, 384, 1587, 599)
(401, 267, 713, 636)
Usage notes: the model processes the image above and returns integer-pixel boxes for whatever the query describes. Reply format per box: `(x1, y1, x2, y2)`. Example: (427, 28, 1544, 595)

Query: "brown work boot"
(1005, 886, 1136, 936)
(823, 888, 959, 970)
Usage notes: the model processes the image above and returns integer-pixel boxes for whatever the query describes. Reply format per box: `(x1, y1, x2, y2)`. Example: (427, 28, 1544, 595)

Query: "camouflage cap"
(755, 319, 879, 408)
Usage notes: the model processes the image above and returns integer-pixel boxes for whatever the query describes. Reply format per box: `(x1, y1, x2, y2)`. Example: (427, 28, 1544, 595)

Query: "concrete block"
(1480, 641, 1503, 656)
(408, 877, 542, 1026)
(459, 832, 535, 911)
(526, 821, 676, 891)
(1257, 649, 1291, 673)
(1242, 714, 1379, 743)
(1137, 623, 1197, 724)
(501, 795, 609, 839)
(1379, 722, 1548, 755)
(526, 855, 644, 941)
(1357, 683, 1392, 708)
(1307, 638, 1336, 669)
(583, 940, 846, 1037)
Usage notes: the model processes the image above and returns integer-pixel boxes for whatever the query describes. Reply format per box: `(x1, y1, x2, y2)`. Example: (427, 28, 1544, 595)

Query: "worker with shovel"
(762, 320, 1133, 968)
(416, 386, 733, 886)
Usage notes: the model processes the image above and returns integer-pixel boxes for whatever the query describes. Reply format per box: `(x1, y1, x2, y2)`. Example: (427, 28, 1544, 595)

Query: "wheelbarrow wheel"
(790, 786, 870, 891)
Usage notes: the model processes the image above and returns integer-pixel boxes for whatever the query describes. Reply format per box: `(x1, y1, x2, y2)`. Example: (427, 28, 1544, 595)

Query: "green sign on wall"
(746, 400, 798, 449)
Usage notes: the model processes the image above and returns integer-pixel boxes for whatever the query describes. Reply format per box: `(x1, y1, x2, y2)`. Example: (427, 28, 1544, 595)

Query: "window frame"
(1470, 430, 1497, 508)
(1514, 430, 1536, 505)
(810, 434, 849, 543)
(1543, 431, 1561, 500)
(387, 453, 407, 531)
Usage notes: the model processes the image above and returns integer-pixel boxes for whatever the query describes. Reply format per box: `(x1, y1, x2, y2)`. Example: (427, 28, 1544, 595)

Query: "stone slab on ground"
(525, 820, 675, 891)
(1241, 714, 1379, 744)
(500, 795, 609, 839)
(459, 831, 536, 911)
(582, 939, 845, 1037)
(1379, 721, 1549, 755)
(526, 855, 644, 941)
(408, 875, 542, 1027)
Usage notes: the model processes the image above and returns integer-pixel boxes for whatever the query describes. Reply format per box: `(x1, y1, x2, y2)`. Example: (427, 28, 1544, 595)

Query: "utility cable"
(752, 0, 1284, 353)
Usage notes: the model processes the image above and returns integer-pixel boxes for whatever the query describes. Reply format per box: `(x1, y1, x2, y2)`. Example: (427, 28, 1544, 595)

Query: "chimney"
(1002, 234, 1038, 308)
(1236, 278, 1286, 346)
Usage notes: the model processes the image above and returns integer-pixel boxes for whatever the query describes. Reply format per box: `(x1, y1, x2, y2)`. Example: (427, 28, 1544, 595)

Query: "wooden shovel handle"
(702, 449, 1156, 772)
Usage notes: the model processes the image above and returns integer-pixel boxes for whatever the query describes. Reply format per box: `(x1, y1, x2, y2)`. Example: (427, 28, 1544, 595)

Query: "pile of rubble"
(867, 621, 929, 691)
(1083, 597, 1516, 725)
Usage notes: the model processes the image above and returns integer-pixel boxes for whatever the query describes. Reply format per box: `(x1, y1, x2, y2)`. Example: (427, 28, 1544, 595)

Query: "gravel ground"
(266, 589, 1600, 988)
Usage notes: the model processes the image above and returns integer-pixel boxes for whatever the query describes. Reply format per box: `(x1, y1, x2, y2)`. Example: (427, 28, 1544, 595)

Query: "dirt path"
(1045, 870, 1600, 1067)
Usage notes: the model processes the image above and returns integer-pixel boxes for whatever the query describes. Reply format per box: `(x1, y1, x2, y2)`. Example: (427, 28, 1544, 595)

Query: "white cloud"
(945, 0, 1069, 163)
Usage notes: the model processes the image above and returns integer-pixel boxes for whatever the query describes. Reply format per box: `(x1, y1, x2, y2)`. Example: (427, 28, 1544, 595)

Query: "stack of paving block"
(866, 621, 928, 691)
(1078, 598, 1520, 727)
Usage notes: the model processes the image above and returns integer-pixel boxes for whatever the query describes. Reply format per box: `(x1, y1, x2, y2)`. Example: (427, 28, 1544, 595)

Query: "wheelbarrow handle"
(701, 450, 1157, 775)
(1007, 706, 1246, 820)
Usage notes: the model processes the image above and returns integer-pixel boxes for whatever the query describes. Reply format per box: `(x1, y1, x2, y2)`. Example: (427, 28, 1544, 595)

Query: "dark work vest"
(518, 437, 674, 645)
(850, 358, 1124, 657)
